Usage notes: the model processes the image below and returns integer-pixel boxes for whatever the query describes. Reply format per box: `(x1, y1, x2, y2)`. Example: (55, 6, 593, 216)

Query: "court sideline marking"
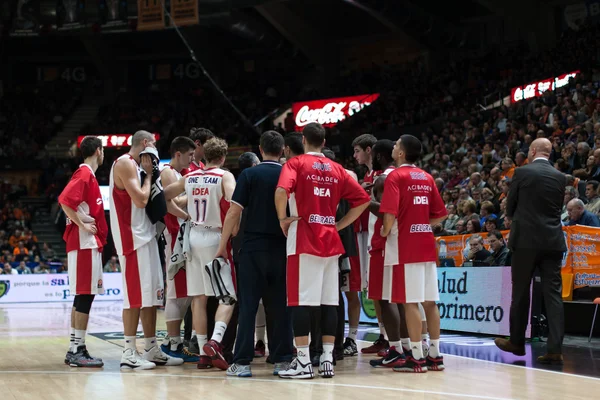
(0, 370, 515, 400)
(357, 339, 600, 383)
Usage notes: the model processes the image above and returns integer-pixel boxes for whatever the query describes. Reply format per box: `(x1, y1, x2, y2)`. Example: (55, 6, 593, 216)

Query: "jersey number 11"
(194, 198, 207, 223)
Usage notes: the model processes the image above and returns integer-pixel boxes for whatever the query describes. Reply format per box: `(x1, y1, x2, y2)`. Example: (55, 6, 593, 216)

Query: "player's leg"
(421, 262, 444, 371)
(164, 297, 198, 362)
(66, 296, 78, 364)
(363, 250, 390, 355)
(418, 303, 430, 356)
(343, 251, 361, 356)
(191, 295, 211, 368)
(399, 304, 410, 352)
(318, 255, 340, 378)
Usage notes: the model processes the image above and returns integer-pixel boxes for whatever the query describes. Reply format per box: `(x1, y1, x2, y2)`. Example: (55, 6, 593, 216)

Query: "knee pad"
(74, 294, 95, 314)
(320, 305, 337, 337)
(166, 297, 191, 322)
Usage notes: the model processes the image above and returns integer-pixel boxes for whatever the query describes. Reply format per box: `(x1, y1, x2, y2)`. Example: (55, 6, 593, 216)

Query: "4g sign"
(292, 94, 380, 131)
(77, 133, 160, 148)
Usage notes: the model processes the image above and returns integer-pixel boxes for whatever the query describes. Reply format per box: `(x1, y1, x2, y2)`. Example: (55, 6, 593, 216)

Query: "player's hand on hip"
(141, 154, 154, 175)
(279, 216, 301, 237)
(83, 222, 97, 235)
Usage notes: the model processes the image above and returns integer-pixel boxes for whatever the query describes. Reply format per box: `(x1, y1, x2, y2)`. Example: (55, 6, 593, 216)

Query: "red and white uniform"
(366, 166, 395, 301)
(58, 164, 108, 296)
(379, 165, 447, 304)
(162, 165, 188, 300)
(277, 152, 370, 306)
(185, 167, 231, 296)
(353, 169, 381, 290)
(109, 154, 163, 309)
(185, 160, 205, 174)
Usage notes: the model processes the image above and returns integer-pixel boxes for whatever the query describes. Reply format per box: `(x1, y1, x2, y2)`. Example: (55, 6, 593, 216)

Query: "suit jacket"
(506, 158, 567, 252)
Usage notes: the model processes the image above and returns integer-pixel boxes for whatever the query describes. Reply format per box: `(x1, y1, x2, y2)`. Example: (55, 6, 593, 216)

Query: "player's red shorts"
(347, 253, 362, 292)
(367, 248, 392, 301)
(118, 239, 164, 309)
(68, 248, 104, 295)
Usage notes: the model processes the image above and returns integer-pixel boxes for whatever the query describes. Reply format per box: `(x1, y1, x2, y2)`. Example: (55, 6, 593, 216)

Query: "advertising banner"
(170, 0, 198, 27)
(292, 94, 380, 131)
(358, 267, 531, 337)
(0, 273, 123, 304)
(137, 0, 165, 31)
(11, 0, 40, 37)
(566, 225, 600, 288)
(563, 1, 600, 31)
(510, 71, 579, 103)
(56, 0, 86, 31)
(77, 133, 160, 148)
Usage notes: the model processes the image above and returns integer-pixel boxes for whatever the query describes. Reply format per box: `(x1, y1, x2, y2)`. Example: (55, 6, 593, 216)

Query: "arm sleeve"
(379, 173, 401, 216)
(231, 170, 250, 208)
(429, 177, 448, 219)
(276, 159, 298, 197)
(58, 172, 86, 211)
(340, 170, 370, 207)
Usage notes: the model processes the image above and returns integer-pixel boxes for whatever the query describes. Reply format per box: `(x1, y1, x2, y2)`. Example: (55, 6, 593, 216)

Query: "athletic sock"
(70, 327, 76, 352)
(322, 343, 334, 362)
(296, 345, 310, 365)
(170, 335, 183, 351)
(144, 337, 157, 351)
(211, 321, 227, 343)
(378, 322, 387, 339)
(410, 340, 424, 359)
(73, 329, 86, 350)
(401, 338, 410, 350)
(124, 336, 137, 351)
(196, 334, 208, 356)
(390, 340, 402, 353)
(429, 339, 441, 358)
(348, 326, 358, 342)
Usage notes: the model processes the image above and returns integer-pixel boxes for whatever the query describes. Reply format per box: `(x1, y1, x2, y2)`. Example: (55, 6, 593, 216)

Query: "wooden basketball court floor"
(1, 301, 599, 400)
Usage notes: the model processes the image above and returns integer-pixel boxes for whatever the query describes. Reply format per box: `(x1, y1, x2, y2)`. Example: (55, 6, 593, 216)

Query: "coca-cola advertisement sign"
(510, 71, 579, 103)
(77, 133, 160, 148)
(292, 94, 380, 131)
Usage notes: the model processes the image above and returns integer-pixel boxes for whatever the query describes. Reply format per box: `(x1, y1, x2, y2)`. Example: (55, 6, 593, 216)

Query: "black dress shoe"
(494, 338, 526, 356)
(537, 354, 563, 365)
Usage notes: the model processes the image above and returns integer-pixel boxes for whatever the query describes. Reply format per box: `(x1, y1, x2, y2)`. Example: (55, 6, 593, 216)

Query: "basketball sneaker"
(120, 348, 156, 370)
(64, 350, 74, 365)
(163, 343, 200, 363)
(426, 355, 445, 371)
(197, 355, 213, 369)
(203, 339, 229, 370)
(278, 357, 314, 379)
(343, 338, 358, 356)
(273, 361, 290, 376)
(318, 354, 335, 378)
(143, 345, 184, 366)
(393, 355, 428, 373)
(254, 340, 266, 357)
(376, 347, 389, 357)
(360, 334, 389, 354)
(69, 346, 104, 368)
(369, 346, 406, 368)
(189, 335, 200, 354)
(422, 339, 430, 358)
(226, 363, 252, 377)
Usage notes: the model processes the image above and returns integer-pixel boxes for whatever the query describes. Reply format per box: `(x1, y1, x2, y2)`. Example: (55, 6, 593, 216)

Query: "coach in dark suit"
(495, 138, 566, 365)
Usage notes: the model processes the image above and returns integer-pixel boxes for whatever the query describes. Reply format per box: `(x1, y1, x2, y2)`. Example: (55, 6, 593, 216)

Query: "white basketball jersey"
(161, 165, 185, 236)
(185, 167, 226, 229)
(368, 166, 395, 249)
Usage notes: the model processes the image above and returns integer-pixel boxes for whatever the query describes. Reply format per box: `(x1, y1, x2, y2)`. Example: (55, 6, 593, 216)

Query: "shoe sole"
(393, 367, 428, 373)
(120, 363, 156, 370)
(226, 372, 252, 377)
(279, 373, 314, 379)
(203, 343, 228, 371)
(197, 364, 213, 369)
(428, 365, 445, 371)
(69, 363, 104, 368)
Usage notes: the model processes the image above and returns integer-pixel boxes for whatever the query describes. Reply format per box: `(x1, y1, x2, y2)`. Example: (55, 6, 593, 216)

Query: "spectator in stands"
(466, 219, 481, 234)
(34, 262, 50, 274)
(455, 219, 467, 235)
(41, 243, 56, 261)
(2, 262, 18, 275)
(443, 204, 459, 233)
(480, 201, 497, 226)
(485, 231, 511, 266)
(484, 215, 501, 232)
(562, 186, 579, 222)
(585, 180, 600, 215)
(566, 198, 600, 227)
(103, 256, 121, 273)
(13, 241, 28, 261)
(464, 235, 491, 266)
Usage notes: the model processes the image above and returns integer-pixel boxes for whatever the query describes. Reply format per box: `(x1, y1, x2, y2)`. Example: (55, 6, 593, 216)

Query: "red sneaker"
(377, 347, 389, 357)
(203, 340, 228, 371)
(393, 355, 428, 373)
(426, 355, 445, 371)
(361, 335, 389, 354)
(197, 355, 213, 369)
(254, 340, 266, 358)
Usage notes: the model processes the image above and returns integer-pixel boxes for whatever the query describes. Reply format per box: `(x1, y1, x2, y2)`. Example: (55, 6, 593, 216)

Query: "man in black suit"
(495, 138, 566, 365)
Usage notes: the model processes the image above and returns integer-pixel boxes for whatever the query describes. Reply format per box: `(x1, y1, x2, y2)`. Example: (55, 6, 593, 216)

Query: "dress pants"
(232, 246, 293, 365)
(510, 249, 564, 354)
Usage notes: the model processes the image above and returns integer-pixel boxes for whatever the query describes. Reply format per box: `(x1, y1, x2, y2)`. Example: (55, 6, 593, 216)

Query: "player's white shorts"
(119, 239, 164, 309)
(164, 230, 188, 300)
(391, 262, 439, 304)
(356, 231, 369, 290)
(287, 254, 340, 306)
(68, 248, 104, 295)
(187, 228, 221, 297)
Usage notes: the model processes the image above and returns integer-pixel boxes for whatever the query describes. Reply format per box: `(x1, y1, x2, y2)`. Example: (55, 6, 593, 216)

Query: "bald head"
(132, 130, 155, 147)
(567, 198, 585, 221)
(529, 138, 552, 160)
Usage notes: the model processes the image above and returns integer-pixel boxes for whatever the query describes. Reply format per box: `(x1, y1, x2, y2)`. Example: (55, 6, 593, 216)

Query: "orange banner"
(137, 0, 165, 31)
(170, 0, 198, 27)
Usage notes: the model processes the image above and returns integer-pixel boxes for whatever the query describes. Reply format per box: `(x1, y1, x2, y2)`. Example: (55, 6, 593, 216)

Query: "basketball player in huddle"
(159, 137, 199, 362)
(164, 137, 236, 370)
(275, 123, 370, 379)
(188, 128, 215, 172)
(59, 136, 107, 367)
(352, 134, 389, 354)
(109, 130, 183, 370)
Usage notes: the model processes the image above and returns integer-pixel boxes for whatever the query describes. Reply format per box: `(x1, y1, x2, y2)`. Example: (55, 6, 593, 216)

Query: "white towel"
(168, 220, 191, 281)
(205, 257, 237, 305)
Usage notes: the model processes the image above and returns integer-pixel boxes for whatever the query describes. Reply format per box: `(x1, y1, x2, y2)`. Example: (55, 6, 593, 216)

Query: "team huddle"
(57, 123, 447, 378)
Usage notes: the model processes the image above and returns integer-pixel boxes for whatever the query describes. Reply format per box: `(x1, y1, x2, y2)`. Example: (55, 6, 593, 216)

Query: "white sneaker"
(120, 348, 156, 370)
(143, 345, 184, 366)
(318, 354, 334, 378)
(278, 357, 314, 379)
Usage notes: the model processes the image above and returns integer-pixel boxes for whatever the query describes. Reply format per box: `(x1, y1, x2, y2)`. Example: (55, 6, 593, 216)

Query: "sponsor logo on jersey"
(312, 162, 332, 171)
(410, 224, 433, 233)
(192, 187, 210, 196)
(407, 184, 432, 192)
(314, 187, 331, 197)
(306, 175, 339, 184)
(308, 214, 336, 225)
(96, 197, 103, 205)
(413, 196, 429, 205)
(410, 171, 427, 180)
